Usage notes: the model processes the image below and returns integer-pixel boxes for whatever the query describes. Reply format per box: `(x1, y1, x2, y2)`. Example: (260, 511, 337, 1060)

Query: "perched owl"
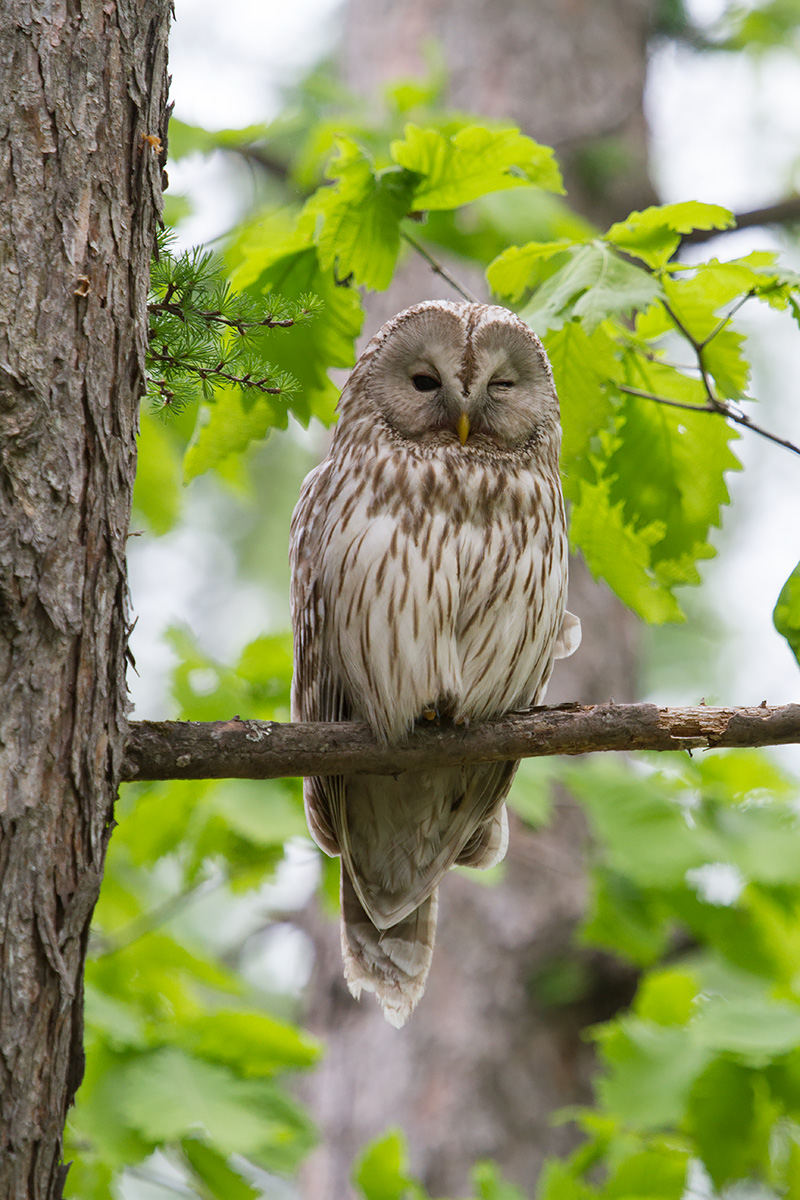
(290, 300, 580, 1027)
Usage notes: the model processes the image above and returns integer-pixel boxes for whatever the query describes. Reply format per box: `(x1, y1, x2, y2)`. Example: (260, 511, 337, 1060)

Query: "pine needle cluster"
(146, 228, 321, 416)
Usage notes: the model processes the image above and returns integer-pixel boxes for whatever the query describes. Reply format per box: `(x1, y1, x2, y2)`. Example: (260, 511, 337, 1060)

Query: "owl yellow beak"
(457, 411, 470, 445)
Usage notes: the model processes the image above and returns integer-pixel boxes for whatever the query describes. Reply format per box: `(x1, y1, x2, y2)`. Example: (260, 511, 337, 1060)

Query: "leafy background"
(65, 2, 800, 1199)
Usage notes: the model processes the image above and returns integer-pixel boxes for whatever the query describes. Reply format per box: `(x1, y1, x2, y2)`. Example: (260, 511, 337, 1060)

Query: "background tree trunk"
(0, 4, 169, 1194)
(300, 3, 656, 1197)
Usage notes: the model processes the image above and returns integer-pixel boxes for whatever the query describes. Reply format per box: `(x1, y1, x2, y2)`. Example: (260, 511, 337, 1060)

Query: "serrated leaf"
(314, 139, 418, 289)
(520, 243, 660, 335)
(774, 560, 800, 669)
(391, 123, 563, 210)
(181, 1009, 321, 1077)
(118, 1048, 314, 1169)
(604, 374, 740, 583)
(184, 387, 283, 482)
(569, 474, 683, 623)
(486, 240, 574, 302)
(606, 202, 734, 268)
(229, 210, 364, 428)
(543, 322, 617, 489)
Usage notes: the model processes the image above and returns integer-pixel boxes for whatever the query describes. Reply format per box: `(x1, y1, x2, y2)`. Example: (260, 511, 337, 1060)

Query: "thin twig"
(93, 874, 223, 957)
(638, 294, 800, 457)
(148, 301, 300, 331)
(698, 290, 755, 349)
(148, 349, 285, 396)
(400, 230, 481, 303)
(616, 384, 800, 456)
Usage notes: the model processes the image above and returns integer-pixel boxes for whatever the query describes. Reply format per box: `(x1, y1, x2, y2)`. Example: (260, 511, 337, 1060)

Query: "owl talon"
(421, 707, 438, 722)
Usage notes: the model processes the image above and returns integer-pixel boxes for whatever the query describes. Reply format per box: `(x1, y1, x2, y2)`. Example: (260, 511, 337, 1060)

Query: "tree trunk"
(0, 5, 169, 1195)
(300, 4, 655, 1197)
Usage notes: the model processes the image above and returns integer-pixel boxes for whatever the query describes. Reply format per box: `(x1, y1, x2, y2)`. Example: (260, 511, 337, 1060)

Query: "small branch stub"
(122, 703, 800, 783)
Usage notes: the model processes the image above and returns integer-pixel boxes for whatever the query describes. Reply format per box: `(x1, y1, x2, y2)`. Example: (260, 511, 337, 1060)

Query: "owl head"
(338, 300, 560, 454)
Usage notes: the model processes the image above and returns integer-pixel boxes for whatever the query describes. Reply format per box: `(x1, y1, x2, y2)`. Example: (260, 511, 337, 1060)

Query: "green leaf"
(314, 139, 418, 289)
(391, 123, 563, 210)
(536, 1159, 595, 1200)
(774, 560, 800, 669)
(180, 1008, 321, 1077)
(472, 1160, 528, 1199)
(568, 760, 708, 887)
(230, 209, 364, 428)
(569, 474, 683, 623)
(604, 373, 740, 585)
(604, 1148, 688, 1199)
(581, 870, 670, 966)
(693, 995, 800, 1060)
(520, 243, 660, 335)
(686, 1060, 766, 1187)
(83, 983, 148, 1051)
(594, 1017, 712, 1130)
(354, 1130, 422, 1200)
(184, 385, 283, 482)
(167, 118, 272, 162)
(133, 413, 184, 533)
(486, 240, 574, 303)
(634, 968, 698, 1027)
(543, 322, 618, 489)
(605, 202, 734, 268)
(118, 1048, 314, 1170)
(182, 1137, 259, 1200)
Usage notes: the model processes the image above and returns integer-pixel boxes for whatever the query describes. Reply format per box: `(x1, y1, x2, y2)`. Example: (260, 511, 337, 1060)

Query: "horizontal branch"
(122, 703, 800, 782)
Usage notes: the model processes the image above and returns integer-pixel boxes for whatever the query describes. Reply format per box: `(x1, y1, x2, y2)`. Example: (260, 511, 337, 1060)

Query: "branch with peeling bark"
(122, 703, 800, 783)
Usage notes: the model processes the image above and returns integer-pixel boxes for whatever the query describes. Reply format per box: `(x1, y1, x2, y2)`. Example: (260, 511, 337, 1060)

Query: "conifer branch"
(122, 703, 800, 782)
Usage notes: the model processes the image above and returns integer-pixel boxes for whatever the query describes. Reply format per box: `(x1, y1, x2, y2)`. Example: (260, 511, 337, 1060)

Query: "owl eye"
(411, 374, 440, 392)
(490, 379, 515, 389)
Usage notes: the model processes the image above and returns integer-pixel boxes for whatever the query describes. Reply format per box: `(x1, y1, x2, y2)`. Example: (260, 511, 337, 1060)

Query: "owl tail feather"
(340, 869, 437, 1028)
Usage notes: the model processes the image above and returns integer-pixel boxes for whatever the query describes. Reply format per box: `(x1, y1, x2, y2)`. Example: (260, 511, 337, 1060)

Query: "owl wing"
(289, 462, 348, 858)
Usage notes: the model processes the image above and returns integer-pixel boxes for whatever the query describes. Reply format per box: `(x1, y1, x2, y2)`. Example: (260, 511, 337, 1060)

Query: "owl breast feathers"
(290, 300, 580, 1027)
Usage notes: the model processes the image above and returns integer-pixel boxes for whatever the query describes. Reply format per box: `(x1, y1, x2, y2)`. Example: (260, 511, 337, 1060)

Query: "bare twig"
(615, 384, 800, 456)
(400, 230, 481, 303)
(122, 704, 800, 783)
(619, 294, 800, 457)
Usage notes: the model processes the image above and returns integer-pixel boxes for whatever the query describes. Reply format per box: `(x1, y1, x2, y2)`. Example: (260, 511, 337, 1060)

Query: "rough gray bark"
(0, 4, 170, 1195)
(299, 4, 658, 1197)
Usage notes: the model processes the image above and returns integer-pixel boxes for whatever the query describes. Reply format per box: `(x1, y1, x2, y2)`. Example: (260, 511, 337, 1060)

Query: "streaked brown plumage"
(290, 301, 580, 1026)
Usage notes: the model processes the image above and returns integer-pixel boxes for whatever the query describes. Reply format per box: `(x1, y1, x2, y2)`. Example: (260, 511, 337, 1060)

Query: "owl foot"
(419, 705, 439, 724)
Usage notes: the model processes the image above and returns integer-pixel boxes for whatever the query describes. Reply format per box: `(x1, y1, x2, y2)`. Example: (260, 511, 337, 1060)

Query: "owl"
(289, 300, 580, 1027)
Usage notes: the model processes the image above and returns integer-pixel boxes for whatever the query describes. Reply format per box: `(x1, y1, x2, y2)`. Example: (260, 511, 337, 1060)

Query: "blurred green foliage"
(69, 39, 800, 1200)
